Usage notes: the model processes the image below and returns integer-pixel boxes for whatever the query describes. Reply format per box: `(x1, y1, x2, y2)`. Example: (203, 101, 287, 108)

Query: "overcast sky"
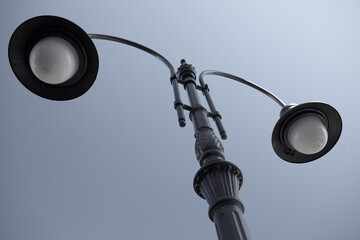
(1, 0, 359, 239)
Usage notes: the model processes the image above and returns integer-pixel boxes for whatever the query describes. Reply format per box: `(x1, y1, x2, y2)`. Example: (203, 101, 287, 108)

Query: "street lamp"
(8, 15, 342, 240)
(8, 15, 99, 101)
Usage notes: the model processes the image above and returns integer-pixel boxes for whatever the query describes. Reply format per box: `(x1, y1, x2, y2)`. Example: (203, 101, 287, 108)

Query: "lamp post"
(8, 15, 342, 240)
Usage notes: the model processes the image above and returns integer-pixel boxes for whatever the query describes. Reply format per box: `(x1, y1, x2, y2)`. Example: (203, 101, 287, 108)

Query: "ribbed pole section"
(214, 204, 251, 240)
(194, 161, 251, 240)
(177, 60, 251, 240)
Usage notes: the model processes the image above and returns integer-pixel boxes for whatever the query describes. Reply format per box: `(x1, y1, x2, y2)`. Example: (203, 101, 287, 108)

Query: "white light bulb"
(29, 36, 79, 84)
(287, 115, 328, 155)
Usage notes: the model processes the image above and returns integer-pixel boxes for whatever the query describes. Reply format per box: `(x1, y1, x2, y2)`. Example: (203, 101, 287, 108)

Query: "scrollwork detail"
(195, 128, 225, 165)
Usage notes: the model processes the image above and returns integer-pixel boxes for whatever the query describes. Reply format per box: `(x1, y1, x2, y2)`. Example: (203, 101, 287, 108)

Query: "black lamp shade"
(272, 102, 342, 163)
(8, 15, 99, 100)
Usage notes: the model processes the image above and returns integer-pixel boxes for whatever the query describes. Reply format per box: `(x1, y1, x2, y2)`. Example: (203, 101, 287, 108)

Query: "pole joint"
(208, 197, 245, 221)
(194, 160, 243, 199)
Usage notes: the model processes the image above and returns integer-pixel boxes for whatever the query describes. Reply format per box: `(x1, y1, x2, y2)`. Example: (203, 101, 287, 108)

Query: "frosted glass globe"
(287, 115, 328, 155)
(29, 36, 79, 84)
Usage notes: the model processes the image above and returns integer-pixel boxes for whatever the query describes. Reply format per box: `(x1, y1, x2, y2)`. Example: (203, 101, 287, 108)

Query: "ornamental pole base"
(194, 161, 251, 240)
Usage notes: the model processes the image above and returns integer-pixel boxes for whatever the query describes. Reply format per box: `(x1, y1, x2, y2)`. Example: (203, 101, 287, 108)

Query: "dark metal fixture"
(8, 15, 343, 240)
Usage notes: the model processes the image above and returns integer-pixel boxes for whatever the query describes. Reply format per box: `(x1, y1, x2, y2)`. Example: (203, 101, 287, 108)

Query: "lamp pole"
(177, 60, 251, 239)
(8, 15, 343, 240)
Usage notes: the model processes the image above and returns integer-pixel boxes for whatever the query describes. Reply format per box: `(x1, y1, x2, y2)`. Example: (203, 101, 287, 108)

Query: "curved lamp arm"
(199, 70, 286, 108)
(89, 33, 186, 127)
(88, 34, 176, 76)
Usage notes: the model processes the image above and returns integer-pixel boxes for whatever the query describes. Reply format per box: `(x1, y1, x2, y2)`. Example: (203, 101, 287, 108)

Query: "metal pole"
(177, 60, 251, 240)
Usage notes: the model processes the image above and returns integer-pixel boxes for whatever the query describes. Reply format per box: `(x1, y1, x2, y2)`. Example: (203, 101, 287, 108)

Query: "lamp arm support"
(88, 34, 176, 76)
(199, 70, 286, 108)
(88, 33, 187, 127)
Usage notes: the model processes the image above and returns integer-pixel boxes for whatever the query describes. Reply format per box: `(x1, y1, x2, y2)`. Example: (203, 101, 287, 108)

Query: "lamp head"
(8, 15, 99, 100)
(272, 102, 342, 163)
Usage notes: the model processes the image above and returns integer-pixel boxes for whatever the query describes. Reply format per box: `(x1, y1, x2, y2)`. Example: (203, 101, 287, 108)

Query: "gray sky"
(1, 0, 359, 239)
